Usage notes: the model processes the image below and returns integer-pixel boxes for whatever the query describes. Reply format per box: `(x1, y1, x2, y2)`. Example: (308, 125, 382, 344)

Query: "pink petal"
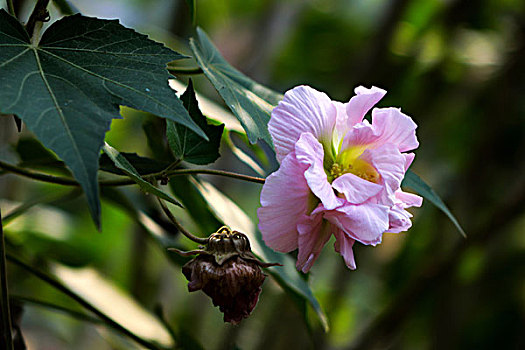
(325, 203, 390, 245)
(387, 205, 414, 233)
(269, 85, 337, 163)
(332, 172, 383, 204)
(346, 86, 387, 126)
(295, 133, 342, 210)
(369, 107, 419, 152)
(395, 190, 423, 208)
(258, 152, 311, 252)
(341, 107, 419, 153)
(296, 210, 333, 273)
(403, 153, 415, 171)
(360, 144, 406, 204)
(334, 230, 357, 270)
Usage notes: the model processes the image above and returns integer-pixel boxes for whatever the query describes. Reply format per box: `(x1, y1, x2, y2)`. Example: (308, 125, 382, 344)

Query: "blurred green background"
(1, 0, 525, 349)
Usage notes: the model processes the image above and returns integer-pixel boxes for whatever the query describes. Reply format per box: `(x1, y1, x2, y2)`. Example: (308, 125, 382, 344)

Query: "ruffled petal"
(360, 144, 406, 205)
(341, 107, 418, 153)
(258, 152, 312, 252)
(296, 209, 333, 273)
(387, 205, 414, 233)
(332, 172, 383, 204)
(295, 133, 342, 210)
(346, 86, 387, 126)
(269, 85, 337, 162)
(334, 230, 357, 270)
(325, 203, 390, 245)
(369, 107, 419, 152)
(395, 190, 423, 208)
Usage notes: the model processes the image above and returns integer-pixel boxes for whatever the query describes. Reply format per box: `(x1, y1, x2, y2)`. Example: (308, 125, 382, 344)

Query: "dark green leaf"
(402, 170, 466, 237)
(167, 80, 224, 165)
(99, 152, 170, 175)
(0, 10, 205, 227)
(190, 27, 284, 145)
(102, 143, 182, 207)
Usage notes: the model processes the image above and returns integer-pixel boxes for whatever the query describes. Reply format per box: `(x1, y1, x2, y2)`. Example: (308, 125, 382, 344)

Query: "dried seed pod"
(170, 226, 279, 324)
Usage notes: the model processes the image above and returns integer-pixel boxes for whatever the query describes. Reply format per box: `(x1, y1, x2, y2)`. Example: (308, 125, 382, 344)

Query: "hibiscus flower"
(258, 85, 422, 272)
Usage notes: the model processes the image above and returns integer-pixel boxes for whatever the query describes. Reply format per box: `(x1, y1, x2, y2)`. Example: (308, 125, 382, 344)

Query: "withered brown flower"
(169, 226, 279, 324)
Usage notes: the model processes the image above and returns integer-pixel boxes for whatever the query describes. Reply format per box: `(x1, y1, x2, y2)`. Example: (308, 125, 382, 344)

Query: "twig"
(157, 197, 208, 244)
(0, 209, 14, 350)
(0, 160, 266, 186)
(25, 0, 50, 40)
(6, 254, 165, 350)
(6, 0, 16, 17)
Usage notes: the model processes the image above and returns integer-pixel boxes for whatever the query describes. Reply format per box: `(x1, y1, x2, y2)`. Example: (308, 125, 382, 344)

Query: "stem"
(0, 160, 266, 186)
(0, 209, 14, 350)
(11, 295, 103, 325)
(157, 197, 209, 244)
(6, 254, 165, 350)
(26, 0, 50, 40)
(6, 0, 16, 17)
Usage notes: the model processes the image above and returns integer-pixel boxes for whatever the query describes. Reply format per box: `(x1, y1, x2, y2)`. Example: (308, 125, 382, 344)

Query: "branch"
(0, 160, 266, 186)
(157, 198, 209, 244)
(6, 254, 165, 350)
(6, 0, 16, 17)
(0, 210, 13, 350)
(26, 0, 50, 41)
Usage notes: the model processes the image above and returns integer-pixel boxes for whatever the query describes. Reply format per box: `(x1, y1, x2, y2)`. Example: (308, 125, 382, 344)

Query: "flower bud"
(170, 226, 279, 324)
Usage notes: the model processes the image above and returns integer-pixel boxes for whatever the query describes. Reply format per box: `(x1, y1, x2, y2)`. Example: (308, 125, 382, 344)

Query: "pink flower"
(258, 85, 422, 272)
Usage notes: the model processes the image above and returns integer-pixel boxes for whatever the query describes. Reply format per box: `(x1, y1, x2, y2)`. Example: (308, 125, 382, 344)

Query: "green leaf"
(402, 170, 466, 237)
(191, 179, 329, 332)
(190, 27, 284, 145)
(167, 79, 225, 165)
(102, 143, 182, 208)
(99, 152, 170, 176)
(0, 10, 206, 227)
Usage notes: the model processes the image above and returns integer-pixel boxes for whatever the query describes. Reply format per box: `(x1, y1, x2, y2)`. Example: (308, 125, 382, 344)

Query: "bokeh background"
(1, 0, 525, 349)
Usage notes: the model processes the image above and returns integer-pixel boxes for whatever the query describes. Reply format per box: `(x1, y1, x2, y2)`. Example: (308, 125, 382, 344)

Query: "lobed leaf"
(0, 10, 205, 227)
(167, 80, 225, 165)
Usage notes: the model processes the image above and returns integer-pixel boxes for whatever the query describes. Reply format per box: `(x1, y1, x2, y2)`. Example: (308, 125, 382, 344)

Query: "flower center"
(329, 158, 380, 183)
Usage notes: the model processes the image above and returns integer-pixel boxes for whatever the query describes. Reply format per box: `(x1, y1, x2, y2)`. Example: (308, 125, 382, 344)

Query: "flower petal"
(258, 152, 311, 252)
(370, 107, 419, 152)
(341, 107, 418, 152)
(334, 230, 357, 270)
(325, 203, 390, 245)
(295, 133, 342, 210)
(395, 189, 423, 208)
(387, 205, 414, 233)
(332, 172, 383, 204)
(269, 85, 337, 162)
(296, 209, 333, 273)
(360, 144, 406, 205)
(346, 86, 386, 126)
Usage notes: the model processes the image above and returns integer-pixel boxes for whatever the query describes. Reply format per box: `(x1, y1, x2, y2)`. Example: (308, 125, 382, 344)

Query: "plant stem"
(0, 209, 14, 350)
(10, 295, 103, 325)
(26, 0, 50, 40)
(0, 160, 266, 186)
(157, 197, 209, 244)
(6, 0, 16, 17)
(6, 254, 165, 350)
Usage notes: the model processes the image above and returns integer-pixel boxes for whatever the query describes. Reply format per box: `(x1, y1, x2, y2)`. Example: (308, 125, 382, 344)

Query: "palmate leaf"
(166, 79, 225, 165)
(0, 10, 205, 227)
(190, 27, 284, 146)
